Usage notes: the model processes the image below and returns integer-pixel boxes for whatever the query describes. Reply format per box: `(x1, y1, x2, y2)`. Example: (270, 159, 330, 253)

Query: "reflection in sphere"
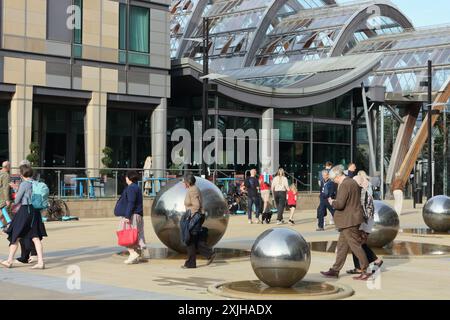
(423, 196, 450, 232)
(251, 228, 311, 288)
(367, 201, 400, 248)
(151, 177, 229, 253)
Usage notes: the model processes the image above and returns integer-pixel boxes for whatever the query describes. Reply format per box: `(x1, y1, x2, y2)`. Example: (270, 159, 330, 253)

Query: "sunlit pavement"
(0, 200, 449, 300)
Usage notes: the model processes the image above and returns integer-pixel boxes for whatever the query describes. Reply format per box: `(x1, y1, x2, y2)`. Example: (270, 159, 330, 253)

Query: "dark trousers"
(273, 191, 286, 221)
(317, 199, 335, 228)
(185, 235, 213, 268)
(332, 226, 369, 272)
(353, 244, 378, 269)
(19, 238, 37, 262)
(247, 196, 260, 220)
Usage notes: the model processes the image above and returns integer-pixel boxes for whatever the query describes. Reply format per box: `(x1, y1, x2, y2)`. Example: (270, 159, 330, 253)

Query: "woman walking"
(115, 171, 147, 265)
(347, 172, 383, 275)
(1, 166, 46, 269)
(181, 174, 215, 269)
(271, 168, 290, 225)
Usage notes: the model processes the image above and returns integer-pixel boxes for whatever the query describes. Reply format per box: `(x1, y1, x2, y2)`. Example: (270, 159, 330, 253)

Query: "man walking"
(244, 169, 260, 224)
(316, 170, 335, 231)
(320, 165, 371, 281)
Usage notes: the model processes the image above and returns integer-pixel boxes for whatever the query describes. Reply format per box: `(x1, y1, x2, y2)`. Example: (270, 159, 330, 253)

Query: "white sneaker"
(248, 220, 253, 224)
(124, 251, 140, 265)
(277, 220, 285, 225)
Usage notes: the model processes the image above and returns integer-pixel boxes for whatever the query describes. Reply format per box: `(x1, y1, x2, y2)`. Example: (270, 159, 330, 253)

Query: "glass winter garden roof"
(170, 0, 450, 95)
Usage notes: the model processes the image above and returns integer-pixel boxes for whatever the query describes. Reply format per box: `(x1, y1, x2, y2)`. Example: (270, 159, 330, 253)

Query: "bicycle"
(45, 195, 70, 221)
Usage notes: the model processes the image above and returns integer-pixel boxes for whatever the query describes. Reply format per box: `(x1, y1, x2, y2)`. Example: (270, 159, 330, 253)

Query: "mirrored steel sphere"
(367, 201, 400, 248)
(251, 228, 311, 288)
(423, 196, 450, 232)
(151, 177, 229, 253)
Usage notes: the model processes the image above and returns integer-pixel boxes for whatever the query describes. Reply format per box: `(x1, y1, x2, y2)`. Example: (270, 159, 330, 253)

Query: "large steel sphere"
(367, 201, 400, 248)
(423, 196, 450, 232)
(251, 228, 311, 288)
(151, 177, 229, 253)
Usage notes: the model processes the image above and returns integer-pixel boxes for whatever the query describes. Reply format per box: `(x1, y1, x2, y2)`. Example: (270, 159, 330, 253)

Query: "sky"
(337, 0, 450, 27)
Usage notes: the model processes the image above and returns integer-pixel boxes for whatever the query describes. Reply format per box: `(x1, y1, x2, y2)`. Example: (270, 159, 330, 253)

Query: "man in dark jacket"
(316, 170, 335, 231)
(320, 165, 371, 281)
(244, 169, 260, 224)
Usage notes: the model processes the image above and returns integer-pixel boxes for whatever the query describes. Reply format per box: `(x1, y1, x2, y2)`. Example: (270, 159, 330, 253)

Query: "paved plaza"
(0, 200, 449, 300)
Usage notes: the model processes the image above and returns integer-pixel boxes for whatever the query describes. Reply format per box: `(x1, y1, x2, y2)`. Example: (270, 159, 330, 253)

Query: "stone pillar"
(151, 98, 167, 178)
(260, 108, 278, 174)
(9, 85, 33, 171)
(85, 91, 107, 176)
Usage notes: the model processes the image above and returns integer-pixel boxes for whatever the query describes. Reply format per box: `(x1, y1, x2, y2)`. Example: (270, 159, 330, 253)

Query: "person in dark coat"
(181, 174, 215, 269)
(316, 170, 336, 231)
(114, 171, 146, 265)
(1, 166, 47, 269)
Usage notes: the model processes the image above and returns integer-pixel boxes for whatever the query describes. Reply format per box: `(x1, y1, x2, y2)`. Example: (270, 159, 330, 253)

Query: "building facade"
(0, 0, 171, 172)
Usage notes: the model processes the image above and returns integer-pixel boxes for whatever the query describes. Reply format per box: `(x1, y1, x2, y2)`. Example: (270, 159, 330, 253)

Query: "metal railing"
(11, 167, 237, 200)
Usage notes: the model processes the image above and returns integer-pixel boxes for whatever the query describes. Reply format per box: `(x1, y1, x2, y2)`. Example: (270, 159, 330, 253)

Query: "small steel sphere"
(151, 177, 229, 253)
(367, 201, 400, 248)
(423, 196, 450, 232)
(251, 228, 311, 288)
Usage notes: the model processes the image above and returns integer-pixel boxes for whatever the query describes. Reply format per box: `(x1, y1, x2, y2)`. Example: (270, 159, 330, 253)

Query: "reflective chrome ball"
(251, 228, 311, 288)
(151, 177, 229, 253)
(423, 196, 450, 232)
(367, 201, 400, 248)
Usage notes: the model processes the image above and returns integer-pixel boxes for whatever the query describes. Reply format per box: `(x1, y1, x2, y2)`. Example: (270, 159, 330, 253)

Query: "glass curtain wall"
(0, 105, 9, 161)
(106, 109, 152, 168)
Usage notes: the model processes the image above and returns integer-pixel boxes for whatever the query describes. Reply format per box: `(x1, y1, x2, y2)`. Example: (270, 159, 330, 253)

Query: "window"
(73, 0, 83, 57)
(47, 0, 73, 42)
(119, 4, 150, 65)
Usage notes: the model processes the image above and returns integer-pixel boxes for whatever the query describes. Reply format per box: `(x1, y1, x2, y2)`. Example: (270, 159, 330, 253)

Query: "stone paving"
(0, 200, 449, 300)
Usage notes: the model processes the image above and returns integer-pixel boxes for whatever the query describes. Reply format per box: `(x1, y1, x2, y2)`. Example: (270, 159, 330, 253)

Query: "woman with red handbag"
(114, 171, 146, 265)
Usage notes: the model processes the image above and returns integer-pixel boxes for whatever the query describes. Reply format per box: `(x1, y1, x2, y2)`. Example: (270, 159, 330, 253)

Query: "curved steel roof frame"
(330, 0, 414, 57)
(243, 0, 336, 67)
(173, 0, 209, 59)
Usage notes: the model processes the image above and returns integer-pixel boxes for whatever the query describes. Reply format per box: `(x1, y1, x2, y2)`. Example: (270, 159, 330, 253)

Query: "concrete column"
(85, 91, 107, 175)
(9, 85, 33, 171)
(260, 108, 278, 174)
(151, 98, 167, 178)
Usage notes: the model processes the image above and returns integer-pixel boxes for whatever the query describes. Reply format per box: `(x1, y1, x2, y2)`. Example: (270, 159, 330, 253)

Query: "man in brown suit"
(320, 165, 371, 281)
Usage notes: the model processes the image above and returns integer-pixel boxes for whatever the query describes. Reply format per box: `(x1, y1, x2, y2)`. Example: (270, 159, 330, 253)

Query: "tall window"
(73, 0, 83, 57)
(119, 4, 150, 65)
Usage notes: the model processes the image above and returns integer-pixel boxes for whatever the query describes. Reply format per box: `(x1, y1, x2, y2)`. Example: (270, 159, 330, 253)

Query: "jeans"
(247, 196, 260, 220)
(185, 234, 214, 268)
(273, 191, 286, 221)
(317, 199, 335, 229)
(18, 238, 37, 262)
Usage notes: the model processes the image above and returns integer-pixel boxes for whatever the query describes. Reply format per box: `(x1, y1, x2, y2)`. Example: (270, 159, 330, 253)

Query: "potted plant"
(99, 147, 115, 197)
(26, 142, 40, 167)
(100, 147, 113, 181)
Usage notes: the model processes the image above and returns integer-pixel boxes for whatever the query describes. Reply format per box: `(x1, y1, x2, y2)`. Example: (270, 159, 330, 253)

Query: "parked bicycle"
(45, 195, 70, 221)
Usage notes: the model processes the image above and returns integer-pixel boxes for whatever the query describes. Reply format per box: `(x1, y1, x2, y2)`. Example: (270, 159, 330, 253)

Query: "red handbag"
(116, 221, 138, 247)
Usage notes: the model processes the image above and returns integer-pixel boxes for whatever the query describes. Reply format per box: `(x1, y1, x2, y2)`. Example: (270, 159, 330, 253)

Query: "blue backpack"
(31, 181, 49, 210)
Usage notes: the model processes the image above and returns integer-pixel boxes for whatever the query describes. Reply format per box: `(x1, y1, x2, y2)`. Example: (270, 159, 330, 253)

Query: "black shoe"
(316, 228, 325, 232)
(181, 265, 196, 269)
(289, 220, 295, 225)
